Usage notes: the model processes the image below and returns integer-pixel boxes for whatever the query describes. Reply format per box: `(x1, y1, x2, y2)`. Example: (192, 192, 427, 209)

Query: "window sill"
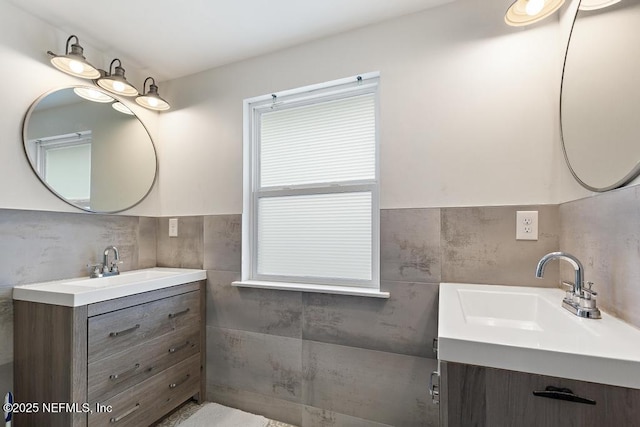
(231, 280, 390, 298)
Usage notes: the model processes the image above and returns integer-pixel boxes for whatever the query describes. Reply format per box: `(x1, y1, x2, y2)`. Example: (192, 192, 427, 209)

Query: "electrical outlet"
(169, 218, 178, 237)
(516, 211, 538, 241)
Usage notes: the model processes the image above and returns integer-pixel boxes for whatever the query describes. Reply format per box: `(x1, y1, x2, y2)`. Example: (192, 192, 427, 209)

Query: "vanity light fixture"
(504, 0, 566, 26)
(47, 37, 171, 111)
(47, 35, 101, 79)
(135, 77, 170, 111)
(112, 102, 135, 115)
(96, 59, 139, 97)
(73, 87, 114, 103)
(578, 0, 621, 10)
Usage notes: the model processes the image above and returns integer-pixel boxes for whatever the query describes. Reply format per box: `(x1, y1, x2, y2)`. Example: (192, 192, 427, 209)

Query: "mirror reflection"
(561, 0, 640, 191)
(23, 86, 157, 212)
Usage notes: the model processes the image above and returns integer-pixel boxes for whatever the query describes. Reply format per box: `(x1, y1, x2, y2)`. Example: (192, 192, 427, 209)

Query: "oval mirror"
(561, 0, 640, 191)
(23, 86, 157, 212)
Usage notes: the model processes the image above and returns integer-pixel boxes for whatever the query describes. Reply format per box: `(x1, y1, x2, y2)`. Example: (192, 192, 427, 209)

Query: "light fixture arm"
(108, 58, 123, 76)
(143, 77, 156, 93)
(65, 35, 79, 54)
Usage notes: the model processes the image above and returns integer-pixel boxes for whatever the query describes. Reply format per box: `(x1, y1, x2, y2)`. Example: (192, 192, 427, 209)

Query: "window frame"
(30, 131, 92, 208)
(238, 73, 383, 295)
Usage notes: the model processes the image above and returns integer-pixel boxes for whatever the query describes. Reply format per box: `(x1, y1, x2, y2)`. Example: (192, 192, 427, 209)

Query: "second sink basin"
(456, 288, 586, 336)
(439, 283, 640, 389)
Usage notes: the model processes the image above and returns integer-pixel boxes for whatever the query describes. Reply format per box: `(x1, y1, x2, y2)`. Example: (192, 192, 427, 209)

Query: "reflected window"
(31, 131, 92, 209)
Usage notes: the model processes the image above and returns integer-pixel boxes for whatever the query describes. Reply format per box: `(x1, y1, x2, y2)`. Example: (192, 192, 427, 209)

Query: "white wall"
(158, 0, 567, 216)
(3, 0, 624, 217)
(0, 0, 159, 216)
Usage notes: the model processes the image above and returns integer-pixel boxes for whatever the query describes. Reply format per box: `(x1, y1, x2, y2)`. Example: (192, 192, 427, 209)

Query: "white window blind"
(242, 73, 380, 291)
(260, 94, 376, 187)
(257, 192, 372, 281)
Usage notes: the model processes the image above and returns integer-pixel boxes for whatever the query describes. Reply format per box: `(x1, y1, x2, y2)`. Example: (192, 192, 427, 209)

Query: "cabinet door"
(442, 362, 640, 427)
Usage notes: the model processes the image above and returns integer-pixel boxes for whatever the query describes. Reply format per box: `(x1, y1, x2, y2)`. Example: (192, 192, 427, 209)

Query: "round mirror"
(23, 86, 158, 212)
(561, 0, 640, 191)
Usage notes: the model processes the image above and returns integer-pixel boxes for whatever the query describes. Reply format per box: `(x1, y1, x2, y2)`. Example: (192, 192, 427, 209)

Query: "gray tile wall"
(197, 205, 558, 426)
(0, 208, 157, 398)
(441, 205, 560, 287)
(157, 216, 204, 269)
(559, 186, 640, 329)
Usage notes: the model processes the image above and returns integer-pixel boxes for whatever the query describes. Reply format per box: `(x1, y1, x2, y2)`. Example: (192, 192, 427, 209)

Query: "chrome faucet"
(88, 246, 121, 278)
(535, 251, 601, 319)
(103, 246, 120, 274)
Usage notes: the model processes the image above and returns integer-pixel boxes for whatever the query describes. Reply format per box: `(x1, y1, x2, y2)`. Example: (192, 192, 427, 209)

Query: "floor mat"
(178, 402, 270, 427)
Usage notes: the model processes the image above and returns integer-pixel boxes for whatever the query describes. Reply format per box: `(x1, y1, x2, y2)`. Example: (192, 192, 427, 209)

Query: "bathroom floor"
(155, 401, 297, 427)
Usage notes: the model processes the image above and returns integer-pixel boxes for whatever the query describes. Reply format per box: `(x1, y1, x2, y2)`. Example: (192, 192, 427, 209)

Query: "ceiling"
(8, 0, 454, 82)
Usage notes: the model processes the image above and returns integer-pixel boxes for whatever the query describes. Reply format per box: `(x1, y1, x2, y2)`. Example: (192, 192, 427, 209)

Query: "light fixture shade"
(505, 0, 566, 26)
(73, 87, 114, 103)
(112, 102, 135, 115)
(135, 77, 170, 111)
(578, 0, 621, 10)
(97, 59, 139, 96)
(48, 35, 100, 79)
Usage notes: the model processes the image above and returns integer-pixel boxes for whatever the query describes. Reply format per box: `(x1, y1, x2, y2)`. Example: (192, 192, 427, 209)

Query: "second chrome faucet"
(536, 251, 601, 319)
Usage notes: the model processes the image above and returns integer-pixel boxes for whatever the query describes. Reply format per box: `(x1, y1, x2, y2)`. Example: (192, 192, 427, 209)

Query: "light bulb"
(148, 97, 158, 107)
(113, 81, 125, 93)
(526, 0, 545, 15)
(69, 60, 84, 74)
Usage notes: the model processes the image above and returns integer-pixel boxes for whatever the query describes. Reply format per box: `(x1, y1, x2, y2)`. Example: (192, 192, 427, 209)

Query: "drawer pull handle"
(109, 324, 140, 337)
(109, 363, 140, 381)
(169, 341, 192, 354)
(110, 403, 140, 423)
(169, 374, 190, 389)
(168, 308, 190, 319)
(533, 386, 596, 405)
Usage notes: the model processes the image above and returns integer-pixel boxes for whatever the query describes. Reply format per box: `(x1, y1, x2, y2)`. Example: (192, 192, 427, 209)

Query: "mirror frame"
(22, 85, 159, 213)
(559, 1, 640, 192)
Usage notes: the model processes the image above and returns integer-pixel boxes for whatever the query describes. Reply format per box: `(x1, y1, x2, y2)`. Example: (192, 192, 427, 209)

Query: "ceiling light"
(505, 0, 566, 26)
(73, 87, 114, 103)
(578, 0, 621, 10)
(135, 77, 170, 111)
(47, 35, 100, 79)
(112, 102, 135, 115)
(97, 59, 139, 96)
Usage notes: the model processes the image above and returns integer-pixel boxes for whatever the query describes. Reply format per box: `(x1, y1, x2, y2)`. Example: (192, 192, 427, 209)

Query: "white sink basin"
(439, 283, 640, 389)
(13, 268, 207, 307)
(67, 269, 180, 288)
(456, 288, 588, 335)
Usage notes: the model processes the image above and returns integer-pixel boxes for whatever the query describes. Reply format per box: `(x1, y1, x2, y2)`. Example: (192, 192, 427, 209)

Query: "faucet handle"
(109, 260, 123, 273)
(561, 281, 575, 300)
(561, 281, 574, 291)
(583, 281, 597, 299)
(87, 263, 103, 278)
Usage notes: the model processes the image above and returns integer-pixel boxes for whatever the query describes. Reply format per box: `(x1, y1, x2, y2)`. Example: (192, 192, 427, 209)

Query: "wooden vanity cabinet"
(13, 281, 205, 427)
(440, 361, 640, 427)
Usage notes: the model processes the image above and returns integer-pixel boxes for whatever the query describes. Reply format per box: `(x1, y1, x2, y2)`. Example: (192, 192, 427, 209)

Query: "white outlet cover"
(516, 211, 538, 241)
(169, 218, 178, 237)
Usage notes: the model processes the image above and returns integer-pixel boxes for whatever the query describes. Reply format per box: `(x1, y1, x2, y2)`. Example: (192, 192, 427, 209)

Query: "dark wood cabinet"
(440, 361, 640, 427)
(14, 281, 205, 427)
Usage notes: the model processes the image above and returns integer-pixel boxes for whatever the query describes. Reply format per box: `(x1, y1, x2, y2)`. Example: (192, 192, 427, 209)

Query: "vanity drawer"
(88, 290, 200, 363)
(88, 328, 200, 403)
(89, 353, 201, 427)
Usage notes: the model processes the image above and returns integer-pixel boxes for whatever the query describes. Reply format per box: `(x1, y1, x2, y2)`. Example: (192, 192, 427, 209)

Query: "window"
(30, 131, 92, 208)
(235, 73, 387, 298)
